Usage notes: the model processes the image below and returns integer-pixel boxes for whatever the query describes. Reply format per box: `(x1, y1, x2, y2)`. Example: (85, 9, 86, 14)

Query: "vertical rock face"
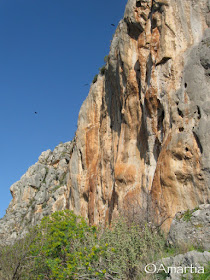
(68, 0, 210, 230)
(0, 0, 210, 242)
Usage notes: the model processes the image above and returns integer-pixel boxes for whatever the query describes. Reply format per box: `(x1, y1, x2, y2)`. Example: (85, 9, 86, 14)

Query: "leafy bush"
(99, 65, 106, 75)
(104, 55, 108, 63)
(178, 207, 200, 222)
(29, 210, 110, 280)
(99, 218, 166, 279)
(92, 74, 98, 84)
(41, 201, 48, 209)
(0, 228, 39, 280)
(0, 211, 169, 280)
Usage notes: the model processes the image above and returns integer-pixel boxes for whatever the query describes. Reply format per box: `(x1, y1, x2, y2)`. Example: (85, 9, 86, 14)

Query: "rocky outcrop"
(167, 204, 210, 251)
(0, 141, 74, 243)
(1, 0, 210, 242)
(68, 0, 210, 230)
(155, 205, 210, 279)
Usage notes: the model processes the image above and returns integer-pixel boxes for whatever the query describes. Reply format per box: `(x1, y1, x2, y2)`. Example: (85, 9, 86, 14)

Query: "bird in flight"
(34, 112, 38, 114)
(83, 83, 89, 86)
(111, 24, 115, 26)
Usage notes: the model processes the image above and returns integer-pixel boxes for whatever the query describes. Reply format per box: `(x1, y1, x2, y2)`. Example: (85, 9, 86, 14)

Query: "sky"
(0, 0, 127, 218)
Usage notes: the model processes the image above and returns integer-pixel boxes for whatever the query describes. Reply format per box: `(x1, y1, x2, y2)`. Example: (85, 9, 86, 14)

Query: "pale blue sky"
(0, 0, 127, 218)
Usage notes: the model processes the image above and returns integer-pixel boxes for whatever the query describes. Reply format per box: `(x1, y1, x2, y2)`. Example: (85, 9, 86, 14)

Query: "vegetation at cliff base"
(0, 210, 193, 280)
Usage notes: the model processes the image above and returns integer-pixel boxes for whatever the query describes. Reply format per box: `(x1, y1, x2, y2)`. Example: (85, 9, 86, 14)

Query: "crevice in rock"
(146, 53, 153, 87)
(149, 1, 159, 33)
(177, 107, 184, 118)
(165, 23, 175, 36)
(29, 185, 38, 190)
(193, 131, 203, 154)
(108, 187, 118, 224)
(124, 17, 143, 40)
(118, 52, 127, 92)
(134, 60, 142, 98)
(138, 103, 149, 160)
(157, 105, 165, 141)
(172, 152, 183, 161)
(151, 0, 167, 18)
(151, 16, 157, 30)
(136, 0, 141, 7)
(79, 149, 85, 169)
(154, 137, 161, 162)
(83, 192, 89, 202)
(102, 197, 106, 205)
(197, 105, 201, 119)
(156, 57, 171, 66)
(158, 106, 165, 130)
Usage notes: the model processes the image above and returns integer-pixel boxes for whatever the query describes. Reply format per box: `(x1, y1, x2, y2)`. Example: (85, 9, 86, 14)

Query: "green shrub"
(0, 227, 39, 280)
(182, 209, 193, 222)
(99, 65, 106, 75)
(52, 185, 61, 192)
(28, 210, 111, 279)
(104, 55, 108, 63)
(0, 211, 170, 280)
(99, 218, 166, 279)
(182, 207, 199, 222)
(42, 202, 47, 209)
(60, 172, 67, 184)
(92, 74, 98, 84)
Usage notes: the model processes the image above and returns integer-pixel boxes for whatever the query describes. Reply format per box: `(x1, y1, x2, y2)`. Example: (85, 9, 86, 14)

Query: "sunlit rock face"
(67, 0, 210, 230)
(0, 0, 210, 243)
(0, 141, 74, 243)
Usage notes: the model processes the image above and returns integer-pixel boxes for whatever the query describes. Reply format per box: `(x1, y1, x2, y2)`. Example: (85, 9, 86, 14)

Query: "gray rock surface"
(167, 204, 210, 251)
(155, 250, 210, 280)
(183, 29, 210, 187)
(0, 140, 75, 244)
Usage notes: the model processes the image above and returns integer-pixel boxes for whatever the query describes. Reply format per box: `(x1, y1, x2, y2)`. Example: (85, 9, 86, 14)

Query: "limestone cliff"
(68, 0, 210, 230)
(1, 0, 210, 242)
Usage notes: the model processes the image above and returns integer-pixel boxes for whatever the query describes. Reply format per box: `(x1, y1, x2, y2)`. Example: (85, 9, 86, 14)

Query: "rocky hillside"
(0, 141, 75, 242)
(0, 0, 210, 242)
